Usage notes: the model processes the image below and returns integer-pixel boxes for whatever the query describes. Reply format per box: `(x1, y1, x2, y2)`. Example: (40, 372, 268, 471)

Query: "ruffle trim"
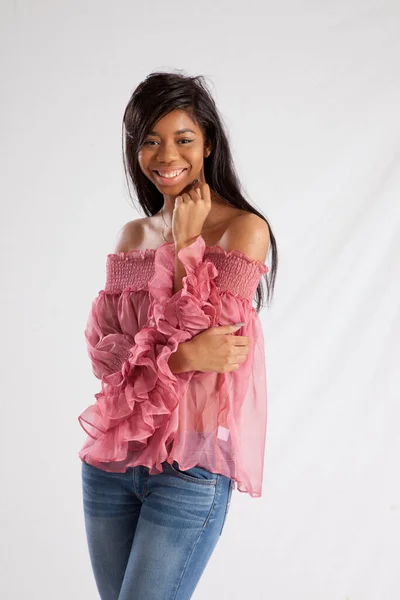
(147, 234, 222, 336)
(78, 324, 193, 467)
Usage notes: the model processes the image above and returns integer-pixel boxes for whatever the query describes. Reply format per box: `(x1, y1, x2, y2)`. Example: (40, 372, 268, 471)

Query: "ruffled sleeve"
(148, 233, 266, 340)
(148, 235, 269, 497)
(147, 235, 222, 336)
(84, 292, 136, 379)
(78, 283, 193, 472)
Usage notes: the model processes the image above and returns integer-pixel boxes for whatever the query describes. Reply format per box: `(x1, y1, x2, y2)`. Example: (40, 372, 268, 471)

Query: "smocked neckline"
(107, 242, 268, 272)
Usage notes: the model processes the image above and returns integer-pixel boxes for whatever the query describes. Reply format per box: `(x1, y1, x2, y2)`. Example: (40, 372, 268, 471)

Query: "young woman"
(78, 71, 277, 600)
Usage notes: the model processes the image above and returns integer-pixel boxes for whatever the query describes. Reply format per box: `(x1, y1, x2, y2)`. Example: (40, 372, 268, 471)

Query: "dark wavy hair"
(121, 70, 277, 312)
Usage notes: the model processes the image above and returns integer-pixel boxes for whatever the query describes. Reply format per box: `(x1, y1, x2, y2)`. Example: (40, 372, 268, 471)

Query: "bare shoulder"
(224, 211, 270, 264)
(112, 218, 148, 253)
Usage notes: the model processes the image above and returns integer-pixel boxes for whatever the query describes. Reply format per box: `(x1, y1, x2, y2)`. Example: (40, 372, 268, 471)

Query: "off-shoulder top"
(78, 234, 269, 497)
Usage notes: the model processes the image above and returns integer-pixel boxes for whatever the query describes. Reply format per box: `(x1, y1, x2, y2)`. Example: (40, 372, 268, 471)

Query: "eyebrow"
(146, 128, 196, 136)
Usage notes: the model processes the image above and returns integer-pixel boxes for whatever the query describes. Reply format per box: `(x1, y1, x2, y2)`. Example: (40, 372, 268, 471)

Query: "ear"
(204, 142, 212, 158)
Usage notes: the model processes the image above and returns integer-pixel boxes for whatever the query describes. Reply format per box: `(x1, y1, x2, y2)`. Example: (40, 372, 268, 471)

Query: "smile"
(153, 168, 187, 185)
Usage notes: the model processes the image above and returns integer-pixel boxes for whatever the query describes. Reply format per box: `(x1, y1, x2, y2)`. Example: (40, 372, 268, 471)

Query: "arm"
(174, 212, 270, 295)
(173, 235, 200, 294)
(171, 214, 269, 372)
(78, 220, 195, 456)
(113, 219, 195, 374)
(146, 215, 270, 496)
(84, 293, 136, 379)
(149, 212, 270, 371)
(222, 212, 270, 265)
(84, 219, 145, 379)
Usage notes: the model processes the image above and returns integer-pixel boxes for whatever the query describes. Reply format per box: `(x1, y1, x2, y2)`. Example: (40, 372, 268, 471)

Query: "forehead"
(149, 109, 202, 135)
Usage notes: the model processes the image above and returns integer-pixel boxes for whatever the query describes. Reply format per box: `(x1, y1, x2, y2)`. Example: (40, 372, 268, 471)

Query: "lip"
(152, 168, 188, 186)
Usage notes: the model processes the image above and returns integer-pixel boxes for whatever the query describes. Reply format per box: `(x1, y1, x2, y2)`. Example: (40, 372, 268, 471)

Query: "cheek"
(186, 146, 205, 165)
(137, 151, 148, 173)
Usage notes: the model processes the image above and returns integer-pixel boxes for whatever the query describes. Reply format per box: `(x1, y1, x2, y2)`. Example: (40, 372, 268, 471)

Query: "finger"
(231, 342, 250, 351)
(231, 336, 251, 346)
(187, 188, 201, 201)
(232, 349, 250, 359)
(231, 353, 247, 362)
(211, 324, 244, 334)
(197, 182, 211, 202)
(193, 182, 202, 197)
(181, 180, 198, 196)
(225, 363, 242, 372)
(231, 352, 248, 362)
(235, 336, 250, 343)
(180, 192, 192, 202)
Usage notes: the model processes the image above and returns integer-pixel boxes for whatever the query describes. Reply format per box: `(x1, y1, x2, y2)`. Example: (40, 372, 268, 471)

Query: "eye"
(142, 139, 194, 146)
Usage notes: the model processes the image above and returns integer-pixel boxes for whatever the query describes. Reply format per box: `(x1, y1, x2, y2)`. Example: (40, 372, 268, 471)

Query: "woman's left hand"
(172, 181, 212, 247)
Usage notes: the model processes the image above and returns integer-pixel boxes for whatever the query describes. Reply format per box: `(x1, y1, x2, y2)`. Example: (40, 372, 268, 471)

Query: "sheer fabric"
(78, 235, 268, 497)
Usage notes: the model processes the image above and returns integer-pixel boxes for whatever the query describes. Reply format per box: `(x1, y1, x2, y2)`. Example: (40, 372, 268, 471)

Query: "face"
(137, 109, 211, 197)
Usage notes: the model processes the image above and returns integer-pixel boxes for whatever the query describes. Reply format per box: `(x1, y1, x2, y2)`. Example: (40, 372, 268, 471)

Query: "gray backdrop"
(1, 0, 399, 598)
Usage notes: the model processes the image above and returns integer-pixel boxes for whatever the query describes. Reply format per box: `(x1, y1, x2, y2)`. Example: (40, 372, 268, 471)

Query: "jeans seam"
(219, 479, 233, 536)
(171, 476, 219, 599)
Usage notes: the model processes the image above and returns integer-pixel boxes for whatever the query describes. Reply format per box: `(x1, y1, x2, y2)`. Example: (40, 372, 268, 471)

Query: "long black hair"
(122, 69, 277, 312)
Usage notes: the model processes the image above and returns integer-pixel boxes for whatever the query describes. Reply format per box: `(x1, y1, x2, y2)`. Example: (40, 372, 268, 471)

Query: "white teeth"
(156, 169, 185, 178)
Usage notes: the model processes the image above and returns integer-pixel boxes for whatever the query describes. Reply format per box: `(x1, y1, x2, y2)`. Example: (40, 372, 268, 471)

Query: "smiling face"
(137, 109, 211, 197)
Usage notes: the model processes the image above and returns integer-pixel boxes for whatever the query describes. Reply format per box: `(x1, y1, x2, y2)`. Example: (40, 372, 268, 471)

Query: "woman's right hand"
(183, 324, 250, 373)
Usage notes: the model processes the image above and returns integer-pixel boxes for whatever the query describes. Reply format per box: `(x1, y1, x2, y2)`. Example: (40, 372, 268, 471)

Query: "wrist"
(168, 341, 194, 374)
(175, 234, 201, 251)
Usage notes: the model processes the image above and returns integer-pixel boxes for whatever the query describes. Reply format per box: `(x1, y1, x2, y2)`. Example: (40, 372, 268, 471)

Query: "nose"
(156, 140, 180, 163)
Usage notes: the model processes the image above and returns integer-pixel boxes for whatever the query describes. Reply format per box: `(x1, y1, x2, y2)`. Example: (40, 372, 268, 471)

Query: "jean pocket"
(164, 461, 218, 486)
(219, 479, 233, 536)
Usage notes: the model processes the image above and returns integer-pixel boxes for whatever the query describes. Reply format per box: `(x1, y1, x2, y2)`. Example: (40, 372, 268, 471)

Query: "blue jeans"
(81, 459, 234, 599)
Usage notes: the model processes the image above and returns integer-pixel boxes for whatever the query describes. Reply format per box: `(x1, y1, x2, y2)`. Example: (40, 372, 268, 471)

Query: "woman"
(79, 70, 277, 600)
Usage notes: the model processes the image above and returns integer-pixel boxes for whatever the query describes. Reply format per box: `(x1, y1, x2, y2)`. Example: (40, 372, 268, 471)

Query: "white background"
(1, 1, 399, 598)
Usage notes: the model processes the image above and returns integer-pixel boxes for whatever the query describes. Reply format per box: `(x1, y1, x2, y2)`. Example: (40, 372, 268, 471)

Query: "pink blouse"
(78, 234, 269, 497)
